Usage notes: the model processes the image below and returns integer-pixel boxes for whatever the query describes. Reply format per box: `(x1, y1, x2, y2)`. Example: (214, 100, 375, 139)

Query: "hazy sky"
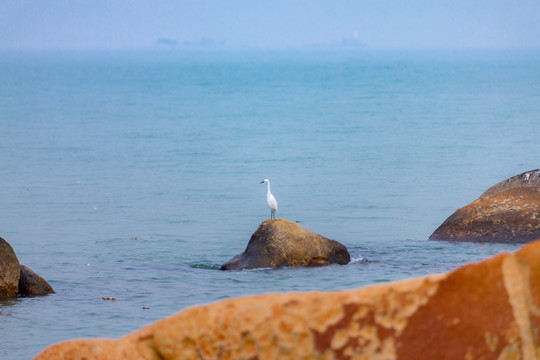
(2, 0, 540, 50)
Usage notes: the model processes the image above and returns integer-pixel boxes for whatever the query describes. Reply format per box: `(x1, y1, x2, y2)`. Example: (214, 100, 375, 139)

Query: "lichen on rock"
(430, 169, 540, 243)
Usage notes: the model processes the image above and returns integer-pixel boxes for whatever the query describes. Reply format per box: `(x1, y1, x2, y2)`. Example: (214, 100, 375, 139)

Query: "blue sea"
(1, 49, 539, 359)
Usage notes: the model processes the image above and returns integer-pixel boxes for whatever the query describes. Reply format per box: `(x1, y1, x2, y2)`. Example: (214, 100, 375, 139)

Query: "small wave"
(349, 256, 369, 264)
(190, 263, 222, 271)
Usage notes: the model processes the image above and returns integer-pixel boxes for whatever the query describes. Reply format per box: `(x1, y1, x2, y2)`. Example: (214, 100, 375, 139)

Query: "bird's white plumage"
(260, 179, 278, 219)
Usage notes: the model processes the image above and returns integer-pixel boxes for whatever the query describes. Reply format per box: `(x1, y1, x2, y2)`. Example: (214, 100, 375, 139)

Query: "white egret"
(260, 179, 278, 220)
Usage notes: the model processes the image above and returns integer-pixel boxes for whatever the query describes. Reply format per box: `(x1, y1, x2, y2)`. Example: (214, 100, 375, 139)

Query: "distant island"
(156, 38, 179, 47)
(155, 37, 225, 49)
(305, 31, 367, 50)
(332, 31, 366, 48)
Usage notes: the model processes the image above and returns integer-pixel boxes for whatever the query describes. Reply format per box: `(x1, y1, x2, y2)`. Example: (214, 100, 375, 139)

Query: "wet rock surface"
(430, 169, 540, 243)
(0, 237, 20, 297)
(19, 265, 55, 296)
(0, 236, 54, 297)
(221, 219, 350, 270)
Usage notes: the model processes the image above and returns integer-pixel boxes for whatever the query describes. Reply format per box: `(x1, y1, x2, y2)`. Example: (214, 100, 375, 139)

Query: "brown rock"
(430, 169, 540, 243)
(35, 238, 540, 360)
(0, 236, 20, 297)
(221, 219, 350, 270)
(19, 265, 55, 296)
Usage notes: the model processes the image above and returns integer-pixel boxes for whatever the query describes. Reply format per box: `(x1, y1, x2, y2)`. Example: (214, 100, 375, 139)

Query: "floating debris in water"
(102, 297, 118, 301)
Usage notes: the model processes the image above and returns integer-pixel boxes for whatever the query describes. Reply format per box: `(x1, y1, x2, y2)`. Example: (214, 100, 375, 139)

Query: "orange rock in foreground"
(35, 239, 540, 360)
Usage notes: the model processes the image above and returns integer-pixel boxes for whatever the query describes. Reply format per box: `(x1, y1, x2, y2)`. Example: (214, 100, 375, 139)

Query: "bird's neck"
(266, 182, 271, 194)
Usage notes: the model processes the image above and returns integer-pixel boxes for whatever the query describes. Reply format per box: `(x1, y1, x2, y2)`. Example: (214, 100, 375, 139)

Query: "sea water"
(1, 49, 539, 358)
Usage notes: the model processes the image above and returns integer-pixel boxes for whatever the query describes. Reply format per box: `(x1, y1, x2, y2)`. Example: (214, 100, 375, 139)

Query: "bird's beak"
(259, 181, 264, 184)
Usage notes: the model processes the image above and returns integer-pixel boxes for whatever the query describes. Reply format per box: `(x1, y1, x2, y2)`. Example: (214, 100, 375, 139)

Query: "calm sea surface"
(1, 49, 539, 358)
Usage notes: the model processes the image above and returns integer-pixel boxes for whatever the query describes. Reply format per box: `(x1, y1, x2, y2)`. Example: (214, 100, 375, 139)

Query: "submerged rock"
(19, 265, 55, 296)
(430, 169, 540, 243)
(35, 238, 540, 360)
(221, 219, 350, 270)
(0, 237, 20, 297)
